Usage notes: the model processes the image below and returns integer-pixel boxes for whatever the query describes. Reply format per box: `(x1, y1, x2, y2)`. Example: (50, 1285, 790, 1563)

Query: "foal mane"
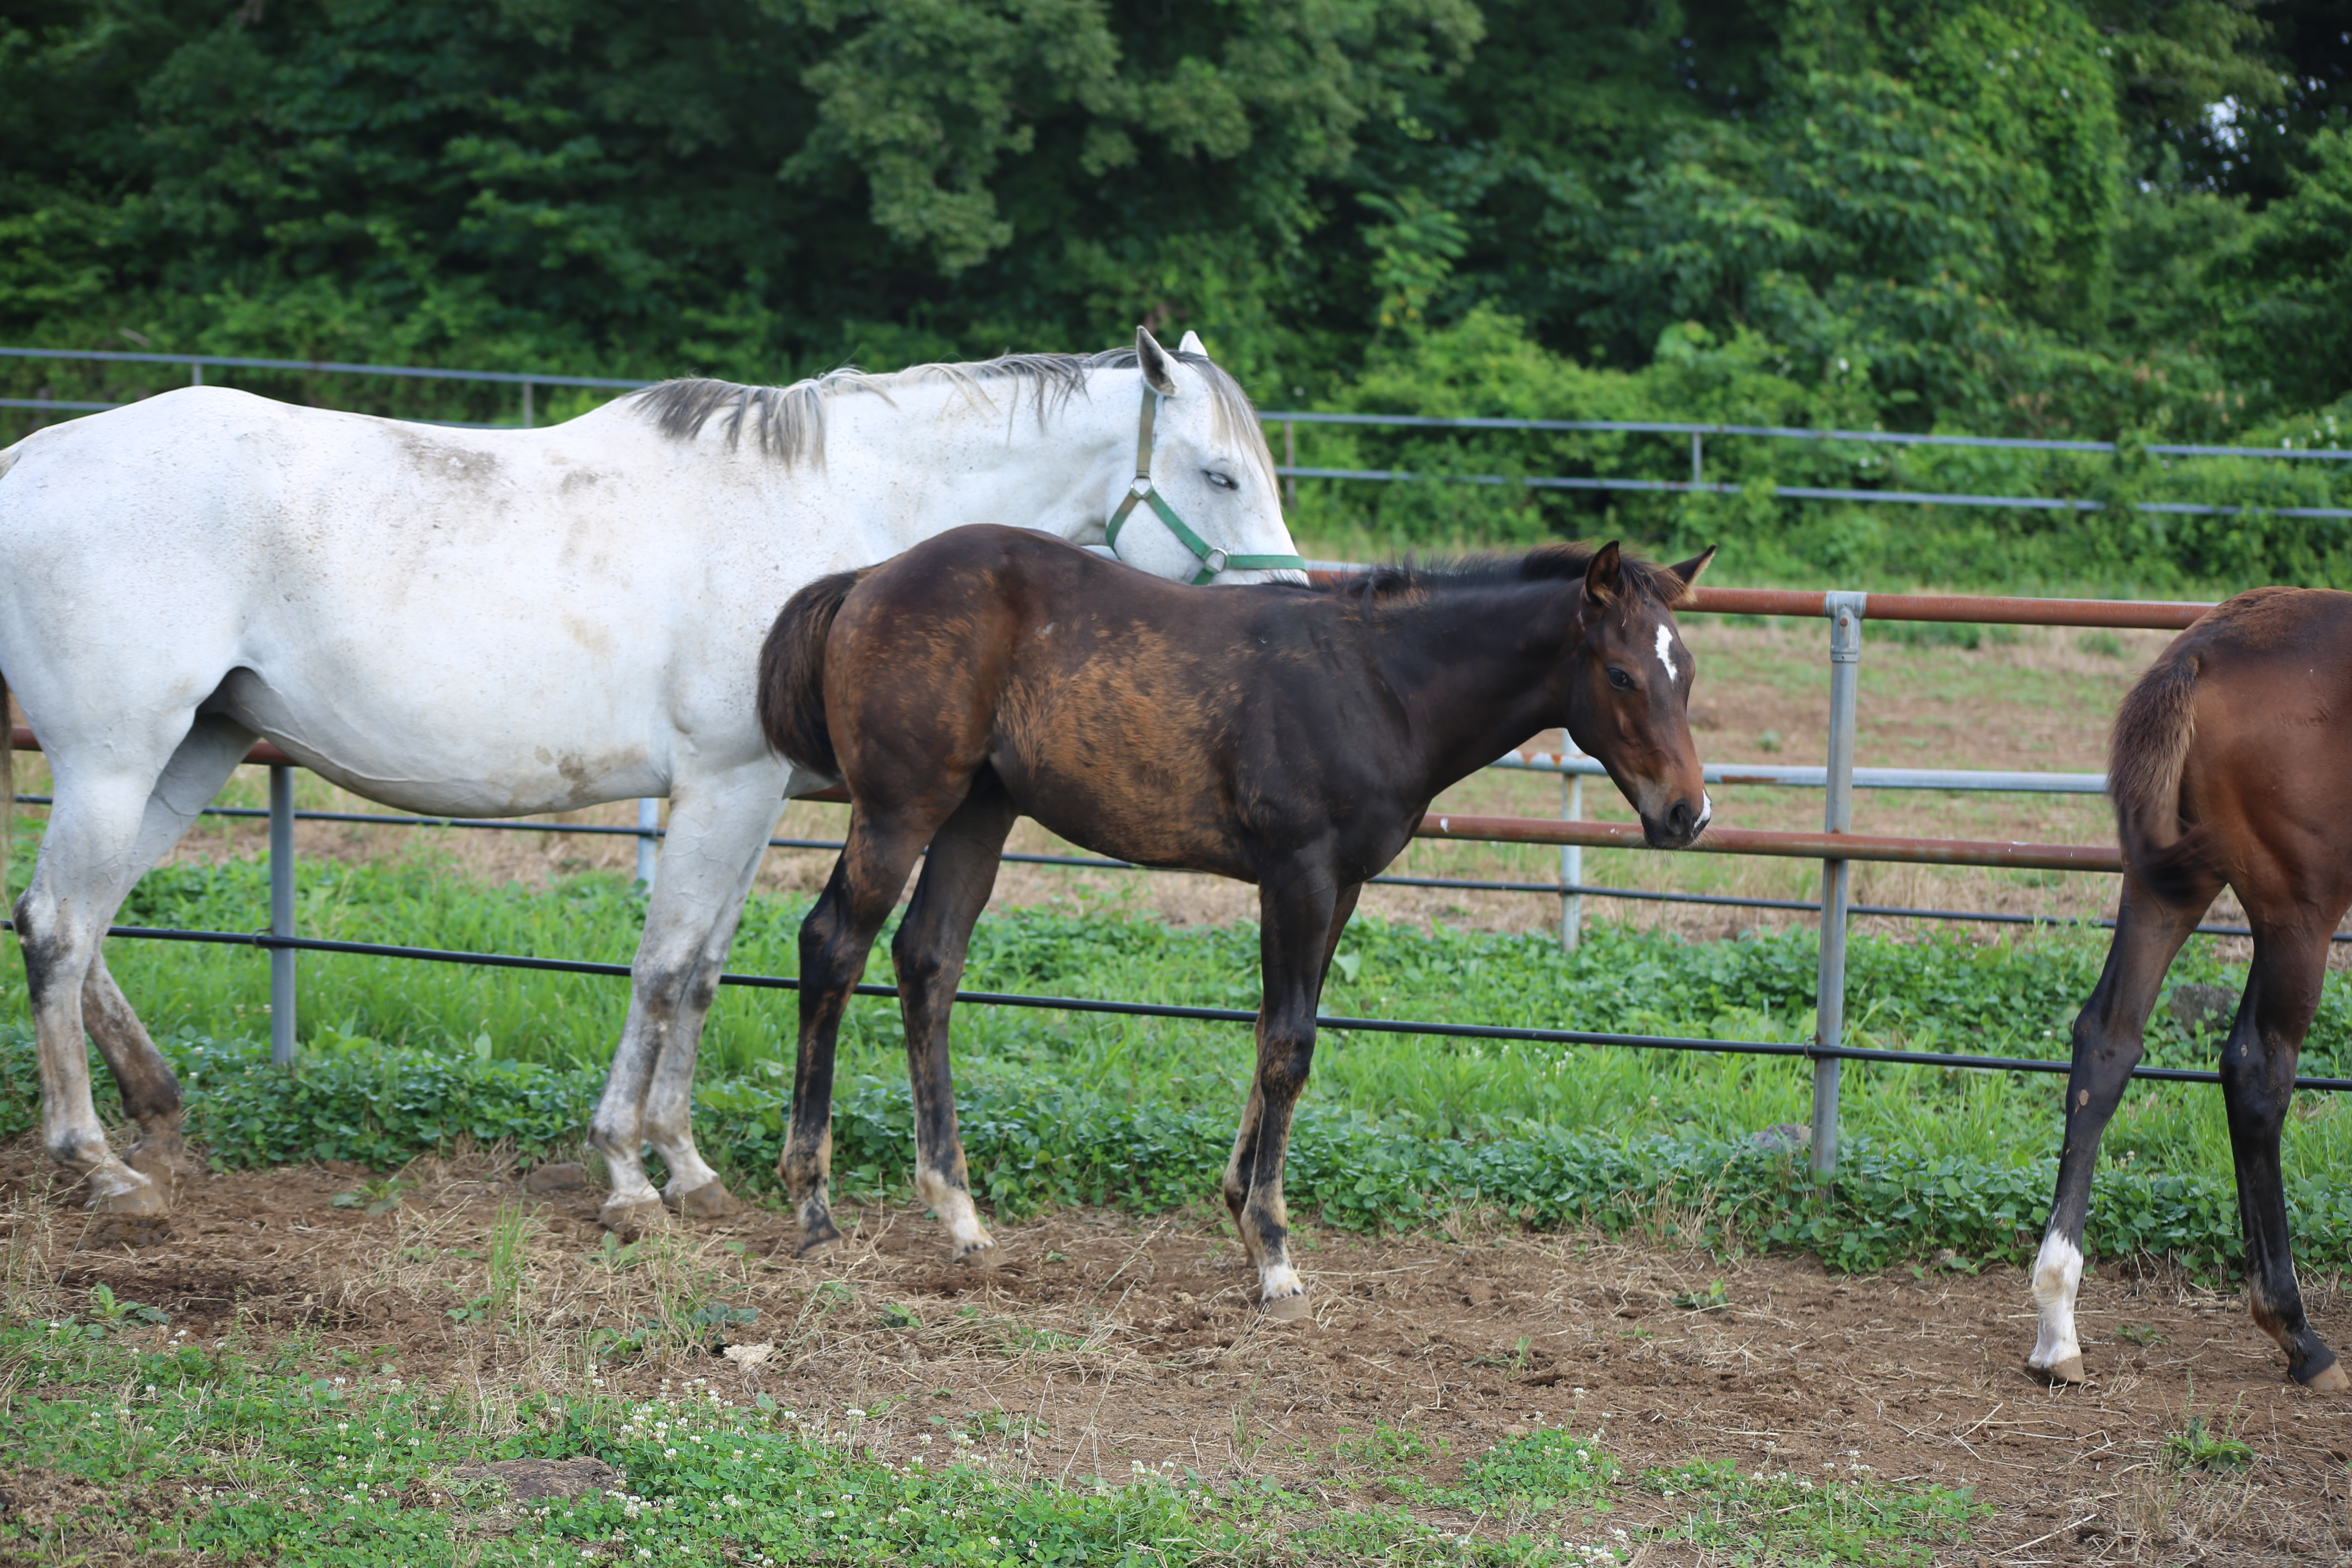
(1340, 543, 1690, 612)
(628, 348, 1277, 485)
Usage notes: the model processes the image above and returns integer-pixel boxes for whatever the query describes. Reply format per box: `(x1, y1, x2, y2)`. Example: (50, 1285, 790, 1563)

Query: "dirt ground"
(14, 1140, 2352, 1565)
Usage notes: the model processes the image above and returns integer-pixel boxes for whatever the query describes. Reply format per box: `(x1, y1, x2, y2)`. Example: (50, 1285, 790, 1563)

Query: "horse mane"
(627, 347, 1278, 486)
(1341, 543, 1691, 611)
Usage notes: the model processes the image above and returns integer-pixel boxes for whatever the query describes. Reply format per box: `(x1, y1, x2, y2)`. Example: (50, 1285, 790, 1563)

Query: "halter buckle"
(1203, 547, 1229, 575)
(1130, 477, 1153, 498)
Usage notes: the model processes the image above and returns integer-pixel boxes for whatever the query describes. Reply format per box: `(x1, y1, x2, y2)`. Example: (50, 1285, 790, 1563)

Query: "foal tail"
(758, 568, 866, 778)
(2107, 643, 2210, 903)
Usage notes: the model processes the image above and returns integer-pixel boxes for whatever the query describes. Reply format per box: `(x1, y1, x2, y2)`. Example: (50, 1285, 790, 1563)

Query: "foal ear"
(1667, 544, 1718, 600)
(1584, 540, 1624, 607)
(1176, 329, 1207, 357)
(1136, 326, 1180, 396)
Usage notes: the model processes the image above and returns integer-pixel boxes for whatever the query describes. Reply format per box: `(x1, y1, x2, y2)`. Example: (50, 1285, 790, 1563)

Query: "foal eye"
(1606, 666, 1635, 691)
(1203, 470, 1239, 491)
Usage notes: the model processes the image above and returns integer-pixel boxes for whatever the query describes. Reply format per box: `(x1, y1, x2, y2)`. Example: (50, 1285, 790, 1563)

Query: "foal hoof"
(794, 1215, 844, 1257)
(951, 1240, 1001, 1271)
(2030, 1354, 2086, 1385)
(2298, 1355, 2350, 1392)
(664, 1180, 743, 1221)
(599, 1198, 668, 1242)
(128, 1130, 194, 1187)
(1261, 1293, 1312, 1323)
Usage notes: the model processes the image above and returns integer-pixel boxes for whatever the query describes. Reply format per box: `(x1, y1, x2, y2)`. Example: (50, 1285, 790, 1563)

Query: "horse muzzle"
(1641, 790, 1712, 851)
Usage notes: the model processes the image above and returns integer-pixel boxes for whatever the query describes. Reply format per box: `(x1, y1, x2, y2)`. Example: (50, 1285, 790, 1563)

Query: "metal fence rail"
(11, 343, 2348, 508)
(23, 918, 2346, 1095)
(3, 579, 2285, 1187)
(7, 345, 2304, 1176)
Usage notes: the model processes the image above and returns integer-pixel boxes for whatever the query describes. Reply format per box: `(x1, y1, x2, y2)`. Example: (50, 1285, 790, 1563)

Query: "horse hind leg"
(20, 716, 252, 1238)
(2221, 915, 2347, 1389)
(891, 782, 1018, 1266)
(2029, 872, 2206, 1383)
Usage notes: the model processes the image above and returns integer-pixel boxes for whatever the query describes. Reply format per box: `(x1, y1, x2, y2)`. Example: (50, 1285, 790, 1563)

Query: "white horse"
(0, 327, 1302, 1237)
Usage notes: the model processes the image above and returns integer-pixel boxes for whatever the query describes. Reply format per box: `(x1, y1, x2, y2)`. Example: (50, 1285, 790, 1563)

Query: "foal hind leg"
(2029, 873, 2207, 1382)
(1222, 879, 1355, 1318)
(2220, 918, 2347, 1388)
(780, 804, 945, 1254)
(891, 782, 1018, 1265)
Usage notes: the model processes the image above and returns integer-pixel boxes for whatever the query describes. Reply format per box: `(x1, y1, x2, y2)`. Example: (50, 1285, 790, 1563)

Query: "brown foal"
(757, 523, 1714, 1316)
(2029, 587, 2352, 1390)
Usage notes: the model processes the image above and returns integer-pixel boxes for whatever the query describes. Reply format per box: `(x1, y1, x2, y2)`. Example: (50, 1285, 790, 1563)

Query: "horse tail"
(2107, 641, 2211, 903)
(759, 568, 867, 777)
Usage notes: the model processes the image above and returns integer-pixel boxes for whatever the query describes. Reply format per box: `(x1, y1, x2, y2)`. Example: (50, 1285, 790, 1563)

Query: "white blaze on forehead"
(1654, 624, 1680, 682)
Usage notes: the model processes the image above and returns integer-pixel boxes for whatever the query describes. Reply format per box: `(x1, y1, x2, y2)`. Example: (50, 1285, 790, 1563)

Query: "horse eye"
(1606, 666, 1635, 691)
(1203, 470, 1239, 491)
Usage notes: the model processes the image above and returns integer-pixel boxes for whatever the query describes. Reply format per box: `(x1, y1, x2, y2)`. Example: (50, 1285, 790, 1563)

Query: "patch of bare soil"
(12, 1139, 2352, 1564)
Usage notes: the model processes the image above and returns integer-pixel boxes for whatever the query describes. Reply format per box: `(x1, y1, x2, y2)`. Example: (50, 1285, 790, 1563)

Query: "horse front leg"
(891, 783, 1017, 1265)
(2029, 873, 2205, 1382)
(780, 805, 938, 1254)
(589, 771, 790, 1236)
(1224, 876, 1355, 1320)
(2223, 918, 2347, 1389)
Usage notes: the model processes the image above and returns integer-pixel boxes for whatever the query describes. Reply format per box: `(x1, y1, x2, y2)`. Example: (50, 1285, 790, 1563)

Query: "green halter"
(1103, 383, 1307, 585)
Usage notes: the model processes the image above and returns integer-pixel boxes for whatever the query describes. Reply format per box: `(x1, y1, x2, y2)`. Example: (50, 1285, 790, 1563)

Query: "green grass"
(0, 1311, 1985, 1566)
(9, 838, 2352, 1275)
(1638, 1460, 1983, 1566)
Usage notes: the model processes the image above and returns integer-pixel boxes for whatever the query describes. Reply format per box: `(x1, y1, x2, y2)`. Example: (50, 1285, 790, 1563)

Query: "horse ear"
(1667, 544, 1717, 599)
(1584, 540, 1624, 607)
(1136, 327, 1180, 396)
(1176, 329, 1207, 356)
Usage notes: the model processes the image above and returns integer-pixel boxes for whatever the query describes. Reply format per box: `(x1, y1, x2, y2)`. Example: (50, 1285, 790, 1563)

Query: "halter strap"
(1103, 383, 1306, 585)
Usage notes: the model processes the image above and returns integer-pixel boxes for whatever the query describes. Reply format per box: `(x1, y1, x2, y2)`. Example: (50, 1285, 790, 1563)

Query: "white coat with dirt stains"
(0, 329, 1298, 1235)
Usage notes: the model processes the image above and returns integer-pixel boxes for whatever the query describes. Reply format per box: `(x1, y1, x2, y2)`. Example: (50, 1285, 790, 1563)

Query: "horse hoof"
(794, 1217, 843, 1256)
(600, 1199, 667, 1241)
(664, 1180, 743, 1220)
(1261, 1293, 1312, 1323)
(80, 1183, 172, 1247)
(2300, 1357, 2349, 1392)
(2031, 1354, 2086, 1385)
(951, 1242, 1000, 1271)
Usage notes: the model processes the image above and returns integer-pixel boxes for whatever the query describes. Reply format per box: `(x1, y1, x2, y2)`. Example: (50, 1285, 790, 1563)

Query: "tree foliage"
(3, 0, 2348, 586)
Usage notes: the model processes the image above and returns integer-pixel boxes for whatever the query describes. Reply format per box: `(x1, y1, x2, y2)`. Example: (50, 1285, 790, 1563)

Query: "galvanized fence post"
(1559, 764, 1584, 951)
(636, 797, 659, 889)
(1811, 591, 1865, 1174)
(521, 380, 535, 429)
(269, 764, 297, 1067)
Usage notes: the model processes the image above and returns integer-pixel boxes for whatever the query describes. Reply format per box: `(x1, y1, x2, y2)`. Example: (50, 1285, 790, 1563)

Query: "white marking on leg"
(1261, 1260, 1305, 1302)
(1655, 625, 1680, 681)
(915, 1167, 995, 1258)
(2027, 1229, 2085, 1374)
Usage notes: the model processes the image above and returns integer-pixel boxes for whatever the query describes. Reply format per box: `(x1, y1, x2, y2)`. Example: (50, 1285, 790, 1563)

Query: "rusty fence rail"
(1, 575, 2294, 1185)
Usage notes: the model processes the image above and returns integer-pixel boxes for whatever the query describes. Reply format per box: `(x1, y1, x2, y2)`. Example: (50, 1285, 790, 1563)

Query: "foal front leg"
(1223, 879, 1357, 1319)
(891, 784, 1018, 1265)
